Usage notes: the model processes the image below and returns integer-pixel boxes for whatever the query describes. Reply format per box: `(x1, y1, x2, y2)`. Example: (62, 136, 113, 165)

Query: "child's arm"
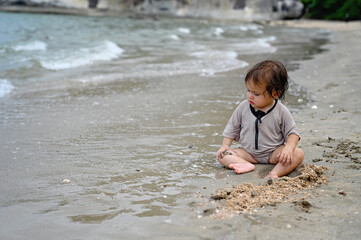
(277, 134, 300, 165)
(216, 137, 234, 160)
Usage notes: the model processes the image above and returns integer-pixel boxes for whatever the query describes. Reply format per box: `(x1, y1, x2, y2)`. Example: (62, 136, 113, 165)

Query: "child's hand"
(277, 145, 294, 165)
(216, 146, 231, 160)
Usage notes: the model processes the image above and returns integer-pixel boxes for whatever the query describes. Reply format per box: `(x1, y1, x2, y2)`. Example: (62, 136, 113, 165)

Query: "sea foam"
(0, 79, 14, 97)
(12, 40, 47, 52)
(214, 27, 224, 36)
(190, 50, 248, 76)
(95, 49, 248, 80)
(40, 40, 124, 70)
(233, 36, 277, 54)
(239, 24, 263, 31)
(169, 34, 180, 40)
(178, 28, 190, 34)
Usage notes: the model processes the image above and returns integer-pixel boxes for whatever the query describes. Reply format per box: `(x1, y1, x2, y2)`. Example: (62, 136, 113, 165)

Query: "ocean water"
(0, 12, 330, 239)
(0, 12, 328, 97)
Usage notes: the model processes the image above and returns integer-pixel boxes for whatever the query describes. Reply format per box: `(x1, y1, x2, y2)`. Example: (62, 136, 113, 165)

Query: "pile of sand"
(209, 164, 330, 218)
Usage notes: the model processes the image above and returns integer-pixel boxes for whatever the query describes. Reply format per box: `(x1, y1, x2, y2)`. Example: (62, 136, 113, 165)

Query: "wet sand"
(194, 20, 361, 239)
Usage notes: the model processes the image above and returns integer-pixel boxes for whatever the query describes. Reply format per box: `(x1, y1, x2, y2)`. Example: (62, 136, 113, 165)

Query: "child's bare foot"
(229, 163, 255, 174)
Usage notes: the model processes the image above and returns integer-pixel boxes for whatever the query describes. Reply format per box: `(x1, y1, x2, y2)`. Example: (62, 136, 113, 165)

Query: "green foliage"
(301, 0, 361, 20)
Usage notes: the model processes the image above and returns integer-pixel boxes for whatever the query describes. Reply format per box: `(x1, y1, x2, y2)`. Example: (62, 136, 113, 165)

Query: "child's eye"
(254, 93, 260, 96)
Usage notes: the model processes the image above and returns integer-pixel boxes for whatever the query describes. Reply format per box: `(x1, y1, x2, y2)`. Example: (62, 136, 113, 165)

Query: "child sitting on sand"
(216, 60, 304, 178)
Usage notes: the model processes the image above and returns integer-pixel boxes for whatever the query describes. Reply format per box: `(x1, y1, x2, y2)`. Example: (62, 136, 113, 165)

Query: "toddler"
(216, 60, 304, 178)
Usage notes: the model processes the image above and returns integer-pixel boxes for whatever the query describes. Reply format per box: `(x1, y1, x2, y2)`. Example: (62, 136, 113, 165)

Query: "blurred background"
(1, 0, 360, 21)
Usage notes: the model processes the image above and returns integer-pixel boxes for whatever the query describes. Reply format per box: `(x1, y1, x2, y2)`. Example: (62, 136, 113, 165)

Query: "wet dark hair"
(245, 60, 289, 100)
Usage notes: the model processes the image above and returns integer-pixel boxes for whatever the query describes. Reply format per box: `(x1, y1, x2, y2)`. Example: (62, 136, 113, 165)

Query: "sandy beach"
(195, 20, 361, 239)
(0, 13, 360, 239)
(281, 20, 361, 238)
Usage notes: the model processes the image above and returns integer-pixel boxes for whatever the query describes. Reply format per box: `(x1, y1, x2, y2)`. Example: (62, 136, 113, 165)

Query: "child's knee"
(295, 148, 304, 163)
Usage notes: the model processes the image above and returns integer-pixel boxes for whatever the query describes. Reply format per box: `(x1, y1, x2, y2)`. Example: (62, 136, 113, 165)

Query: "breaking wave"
(12, 40, 47, 52)
(40, 41, 124, 70)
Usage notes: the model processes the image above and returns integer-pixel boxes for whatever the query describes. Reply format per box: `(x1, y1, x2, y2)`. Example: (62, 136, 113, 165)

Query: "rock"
(0, 0, 305, 20)
(211, 189, 229, 200)
(312, 158, 323, 162)
(251, 190, 259, 197)
(203, 208, 216, 216)
(0, 0, 85, 8)
(273, 0, 304, 19)
(88, 0, 97, 8)
(338, 190, 347, 196)
(295, 200, 312, 212)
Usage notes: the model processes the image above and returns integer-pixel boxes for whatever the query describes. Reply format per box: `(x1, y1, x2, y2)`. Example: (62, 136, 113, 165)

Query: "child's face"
(246, 80, 275, 111)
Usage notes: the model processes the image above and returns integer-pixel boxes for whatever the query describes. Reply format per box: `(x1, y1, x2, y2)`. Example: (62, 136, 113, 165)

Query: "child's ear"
(272, 90, 280, 99)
